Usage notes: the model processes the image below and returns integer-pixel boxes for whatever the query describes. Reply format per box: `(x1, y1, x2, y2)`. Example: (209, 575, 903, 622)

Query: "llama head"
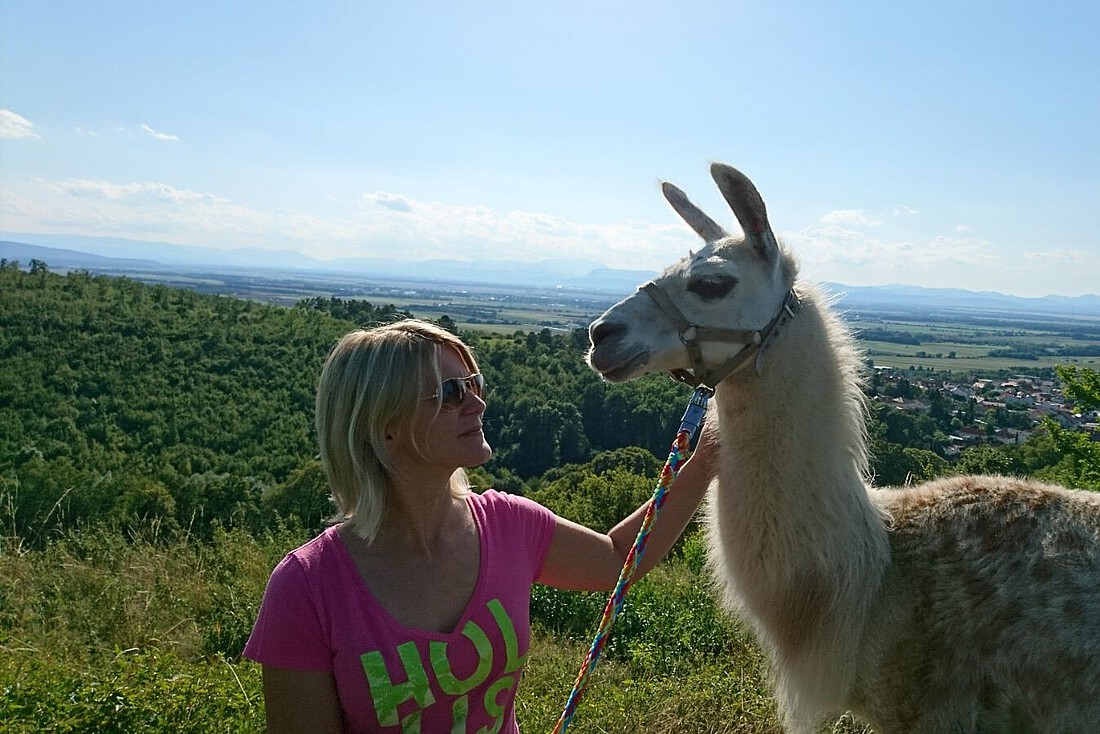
(587, 163, 797, 385)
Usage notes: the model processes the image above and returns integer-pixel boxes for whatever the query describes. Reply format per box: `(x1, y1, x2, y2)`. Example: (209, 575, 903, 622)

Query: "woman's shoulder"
(273, 525, 345, 575)
(470, 488, 538, 511)
(469, 489, 556, 529)
(469, 490, 557, 581)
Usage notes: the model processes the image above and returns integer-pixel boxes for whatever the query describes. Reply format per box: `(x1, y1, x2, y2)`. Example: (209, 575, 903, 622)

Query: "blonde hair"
(316, 319, 476, 542)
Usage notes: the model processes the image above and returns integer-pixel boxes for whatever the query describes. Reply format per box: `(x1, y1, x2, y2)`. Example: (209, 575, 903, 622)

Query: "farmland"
(169, 266, 1100, 378)
(849, 312, 1100, 375)
(31, 260, 1100, 377)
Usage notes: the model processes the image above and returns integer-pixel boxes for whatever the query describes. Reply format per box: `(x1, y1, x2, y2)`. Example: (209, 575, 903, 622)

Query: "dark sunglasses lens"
(437, 375, 485, 410)
(439, 379, 465, 410)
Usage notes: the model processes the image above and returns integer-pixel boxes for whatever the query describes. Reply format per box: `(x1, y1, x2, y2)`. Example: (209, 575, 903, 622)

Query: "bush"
(0, 649, 262, 733)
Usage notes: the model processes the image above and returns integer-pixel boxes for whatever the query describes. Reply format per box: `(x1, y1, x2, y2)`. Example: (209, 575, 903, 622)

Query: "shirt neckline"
(328, 493, 488, 640)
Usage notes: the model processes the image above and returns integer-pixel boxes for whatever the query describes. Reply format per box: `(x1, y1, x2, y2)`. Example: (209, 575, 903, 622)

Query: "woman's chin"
(466, 442, 492, 467)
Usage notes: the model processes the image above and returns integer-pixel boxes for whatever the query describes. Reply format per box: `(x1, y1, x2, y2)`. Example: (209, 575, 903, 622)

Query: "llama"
(586, 163, 1100, 732)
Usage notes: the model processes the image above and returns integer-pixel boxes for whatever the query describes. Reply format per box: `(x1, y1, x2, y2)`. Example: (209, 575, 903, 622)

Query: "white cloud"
(341, 190, 689, 267)
(140, 124, 179, 142)
(781, 222, 997, 282)
(892, 205, 919, 216)
(1025, 248, 1093, 265)
(954, 224, 971, 232)
(820, 209, 880, 227)
(3, 179, 264, 240)
(361, 191, 413, 212)
(0, 109, 40, 139)
(1, 177, 692, 269)
(3, 176, 1093, 295)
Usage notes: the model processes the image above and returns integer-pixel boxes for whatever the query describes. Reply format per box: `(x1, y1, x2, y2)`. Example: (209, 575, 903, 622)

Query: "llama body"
(586, 163, 1100, 732)
(861, 477, 1100, 731)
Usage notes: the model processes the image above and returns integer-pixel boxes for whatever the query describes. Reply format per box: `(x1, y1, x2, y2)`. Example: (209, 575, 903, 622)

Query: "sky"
(1, 1, 1098, 297)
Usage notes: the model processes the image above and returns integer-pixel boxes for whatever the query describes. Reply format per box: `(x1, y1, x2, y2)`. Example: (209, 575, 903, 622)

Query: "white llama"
(586, 163, 1100, 733)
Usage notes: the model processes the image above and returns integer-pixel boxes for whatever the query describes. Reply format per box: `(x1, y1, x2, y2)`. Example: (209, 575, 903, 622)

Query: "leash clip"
(677, 386, 713, 438)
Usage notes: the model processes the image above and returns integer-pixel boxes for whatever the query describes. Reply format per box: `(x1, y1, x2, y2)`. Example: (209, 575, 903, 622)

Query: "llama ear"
(710, 163, 779, 265)
(662, 181, 728, 243)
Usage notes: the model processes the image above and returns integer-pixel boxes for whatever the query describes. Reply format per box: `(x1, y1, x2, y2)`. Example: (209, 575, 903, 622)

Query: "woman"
(244, 319, 715, 733)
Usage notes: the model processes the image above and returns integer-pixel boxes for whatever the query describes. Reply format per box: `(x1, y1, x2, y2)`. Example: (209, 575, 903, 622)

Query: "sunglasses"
(424, 373, 486, 412)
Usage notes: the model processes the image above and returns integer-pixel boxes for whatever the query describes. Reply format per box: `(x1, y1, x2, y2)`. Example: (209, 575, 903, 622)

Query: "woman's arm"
(537, 424, 717, 591)
(261, 666, 344, 734)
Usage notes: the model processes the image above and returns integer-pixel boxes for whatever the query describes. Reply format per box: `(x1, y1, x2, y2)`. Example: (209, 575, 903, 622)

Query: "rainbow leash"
(551, 386, 713, 734)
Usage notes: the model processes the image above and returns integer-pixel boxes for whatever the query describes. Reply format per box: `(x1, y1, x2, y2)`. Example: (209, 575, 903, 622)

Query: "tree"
(495, 397, 591, 477)
(884, 377, 916, 399)
(437, 314, 458, 333)
(1057, 365, 1100, 412)
(1033, 367, 1100, 490)
(927, 389, 954, 429)
(953, 444, 1026, 476)
(263, 459, 333, 533)
(870, 439, 949, 486)
(871, 403, 943, 453)
(528, 466, 656, 532)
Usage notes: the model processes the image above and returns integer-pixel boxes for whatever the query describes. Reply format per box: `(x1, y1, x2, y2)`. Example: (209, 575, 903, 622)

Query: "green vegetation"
(856, 314, 1100, 375)
(1, 262, 1095, 731)
(0, 526, 279, 733)
(0, 264, 689, 546)
(2, 524, 824, 733)
(1040, 365, 1100, 489)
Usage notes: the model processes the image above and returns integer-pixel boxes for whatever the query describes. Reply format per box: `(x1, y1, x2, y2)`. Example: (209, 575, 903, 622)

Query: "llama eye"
(687, 275, 737, 300)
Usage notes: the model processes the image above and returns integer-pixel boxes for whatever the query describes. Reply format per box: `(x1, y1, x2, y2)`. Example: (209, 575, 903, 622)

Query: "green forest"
(2, 263, 1098, 732)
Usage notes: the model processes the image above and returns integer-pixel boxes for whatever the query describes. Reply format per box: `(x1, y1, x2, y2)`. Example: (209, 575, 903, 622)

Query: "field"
(99, 265, 1100, 378)
(129, 267, 618, 334)
(846, 311, 1100, 376)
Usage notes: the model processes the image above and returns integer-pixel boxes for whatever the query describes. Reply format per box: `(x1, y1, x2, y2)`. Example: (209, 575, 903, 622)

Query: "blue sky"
(2, 1, 1098, 297)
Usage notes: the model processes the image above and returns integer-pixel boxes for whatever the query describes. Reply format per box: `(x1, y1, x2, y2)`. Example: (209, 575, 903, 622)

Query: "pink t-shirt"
(243, 490, 556, 733)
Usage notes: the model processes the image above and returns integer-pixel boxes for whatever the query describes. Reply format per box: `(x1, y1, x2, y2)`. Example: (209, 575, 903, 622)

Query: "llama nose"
(589, 320, 625, 348)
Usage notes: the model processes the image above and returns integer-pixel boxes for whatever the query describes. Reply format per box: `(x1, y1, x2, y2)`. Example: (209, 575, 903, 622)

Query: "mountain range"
(4, 233, 1100, 318)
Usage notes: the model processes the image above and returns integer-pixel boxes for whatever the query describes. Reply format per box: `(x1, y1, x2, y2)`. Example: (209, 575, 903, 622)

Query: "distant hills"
(819, 282, 1100, 319)
(0, 234, 654, 295)
(4, 233, 1100, 318)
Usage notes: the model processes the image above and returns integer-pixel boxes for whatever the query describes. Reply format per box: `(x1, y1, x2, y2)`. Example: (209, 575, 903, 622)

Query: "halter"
(641, 281, 801, 388)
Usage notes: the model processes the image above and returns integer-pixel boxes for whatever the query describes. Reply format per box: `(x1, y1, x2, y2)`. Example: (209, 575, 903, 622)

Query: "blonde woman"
(244, 319, 714, 733)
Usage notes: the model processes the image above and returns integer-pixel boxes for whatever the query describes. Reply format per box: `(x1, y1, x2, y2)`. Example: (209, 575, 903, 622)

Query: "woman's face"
(391, 345, 492, 473)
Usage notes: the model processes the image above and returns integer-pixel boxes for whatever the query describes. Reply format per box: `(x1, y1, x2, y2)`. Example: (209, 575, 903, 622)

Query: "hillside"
(0, 263, 692, 544)
(5, 262, 1097, 546)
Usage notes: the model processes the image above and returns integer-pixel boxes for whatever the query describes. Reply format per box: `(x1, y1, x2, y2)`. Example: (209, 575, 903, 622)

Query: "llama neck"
(711, 290, 889, 589)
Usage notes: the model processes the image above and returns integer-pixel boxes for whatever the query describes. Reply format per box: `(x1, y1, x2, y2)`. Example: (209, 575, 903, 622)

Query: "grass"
(1, 648, 262, 734)
(519, 635, 792, 733)
(0, 526, 872, 733)
(0, 525, 284, 732)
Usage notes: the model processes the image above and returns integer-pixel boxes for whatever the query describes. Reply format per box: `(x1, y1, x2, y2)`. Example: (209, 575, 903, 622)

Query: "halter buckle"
(642, 280, 801, 389)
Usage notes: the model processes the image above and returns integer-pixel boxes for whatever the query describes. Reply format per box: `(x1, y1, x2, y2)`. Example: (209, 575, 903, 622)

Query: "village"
(871, 367, 1100, 457)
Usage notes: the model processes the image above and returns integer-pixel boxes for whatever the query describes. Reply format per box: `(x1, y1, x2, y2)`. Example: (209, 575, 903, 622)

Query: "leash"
(551, 385, 713, 734)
